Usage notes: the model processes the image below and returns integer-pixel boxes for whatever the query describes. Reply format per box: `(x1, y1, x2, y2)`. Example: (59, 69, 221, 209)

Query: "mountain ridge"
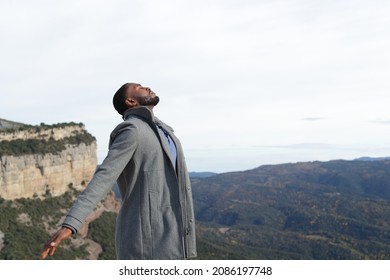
(191, 158, 390, 259)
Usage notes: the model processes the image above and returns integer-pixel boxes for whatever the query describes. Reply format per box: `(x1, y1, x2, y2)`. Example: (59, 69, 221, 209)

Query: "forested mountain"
(192, 159, 390, 259)
(1, 159, 390, 259)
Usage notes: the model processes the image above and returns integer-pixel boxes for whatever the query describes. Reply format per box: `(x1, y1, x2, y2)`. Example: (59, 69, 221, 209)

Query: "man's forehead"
(129, 83, 141, 88)
(125, 83, 142, 97)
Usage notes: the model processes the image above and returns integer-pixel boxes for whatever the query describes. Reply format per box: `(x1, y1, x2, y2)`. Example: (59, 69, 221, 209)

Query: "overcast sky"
(1, 0, 390, 173)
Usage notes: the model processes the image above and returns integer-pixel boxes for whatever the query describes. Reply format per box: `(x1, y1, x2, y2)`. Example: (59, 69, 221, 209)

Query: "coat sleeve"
(62, 122, 138, 232)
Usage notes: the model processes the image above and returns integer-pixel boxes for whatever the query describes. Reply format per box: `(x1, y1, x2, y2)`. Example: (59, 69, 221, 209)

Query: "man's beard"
(138, 95, 160, 106)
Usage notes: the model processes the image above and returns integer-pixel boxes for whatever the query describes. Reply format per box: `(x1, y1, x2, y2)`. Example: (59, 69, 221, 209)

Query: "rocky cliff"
(0, 118, 97, 200)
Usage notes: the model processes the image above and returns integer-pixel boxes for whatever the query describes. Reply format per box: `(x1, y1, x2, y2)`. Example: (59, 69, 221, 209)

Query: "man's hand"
(41, 227, 73, 259)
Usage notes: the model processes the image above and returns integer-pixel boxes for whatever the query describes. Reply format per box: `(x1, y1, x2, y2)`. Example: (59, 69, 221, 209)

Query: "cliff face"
(0, 119, 97, 200)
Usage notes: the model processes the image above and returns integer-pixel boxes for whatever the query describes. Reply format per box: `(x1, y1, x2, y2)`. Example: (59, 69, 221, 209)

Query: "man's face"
(127, 84, 160, 107)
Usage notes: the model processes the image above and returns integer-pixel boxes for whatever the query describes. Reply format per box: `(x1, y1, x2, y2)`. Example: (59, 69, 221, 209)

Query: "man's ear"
(125, 98, 138, 107)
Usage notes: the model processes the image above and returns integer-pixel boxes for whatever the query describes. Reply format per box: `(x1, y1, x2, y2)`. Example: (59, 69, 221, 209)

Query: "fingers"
(49, 243, 57, 256)
(41, 247, 49, 259)
(41, 245, 53, 259)
(41, 241, 56, 259)
(41, 227, 72, 259)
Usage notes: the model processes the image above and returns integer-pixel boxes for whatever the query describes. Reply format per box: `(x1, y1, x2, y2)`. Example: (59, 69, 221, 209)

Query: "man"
(41, 83, 197, 260)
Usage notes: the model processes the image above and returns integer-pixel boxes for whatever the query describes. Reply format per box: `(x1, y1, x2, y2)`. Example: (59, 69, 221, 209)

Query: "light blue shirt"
(156, 124, 177, 170)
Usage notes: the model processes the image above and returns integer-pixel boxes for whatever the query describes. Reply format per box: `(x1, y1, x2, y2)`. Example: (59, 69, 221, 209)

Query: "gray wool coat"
(62, 106, 197, 260)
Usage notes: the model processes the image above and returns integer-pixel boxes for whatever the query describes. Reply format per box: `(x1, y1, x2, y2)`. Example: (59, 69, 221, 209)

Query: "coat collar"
(122, 106, 175, 133)
(123, 106, 155, 122)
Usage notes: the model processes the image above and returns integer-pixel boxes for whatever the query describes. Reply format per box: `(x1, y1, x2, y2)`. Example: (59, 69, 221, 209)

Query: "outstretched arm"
(41, 123, 138, 259)
(41, 227, 73, 259)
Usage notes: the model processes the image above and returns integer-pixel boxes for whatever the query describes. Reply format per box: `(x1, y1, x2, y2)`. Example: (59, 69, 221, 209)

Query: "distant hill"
(191, 159, 390, 259)
(354, 156, 390, 161)
(189, 172, 218, 178)
(0, 118, 25, 130)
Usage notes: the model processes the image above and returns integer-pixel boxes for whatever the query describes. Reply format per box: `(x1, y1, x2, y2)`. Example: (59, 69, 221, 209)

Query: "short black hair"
(113, 83, 131, 115)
